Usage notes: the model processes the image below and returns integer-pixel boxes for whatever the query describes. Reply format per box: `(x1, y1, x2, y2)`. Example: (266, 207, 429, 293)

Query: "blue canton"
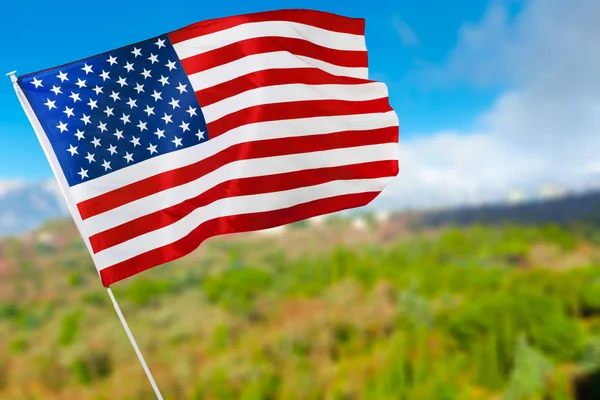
(18, 36, 209, 187)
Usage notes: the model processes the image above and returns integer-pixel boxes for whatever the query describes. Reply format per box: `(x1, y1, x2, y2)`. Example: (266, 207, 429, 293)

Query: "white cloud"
(374, 0, 600, 210)
(393, 15, 420, 47)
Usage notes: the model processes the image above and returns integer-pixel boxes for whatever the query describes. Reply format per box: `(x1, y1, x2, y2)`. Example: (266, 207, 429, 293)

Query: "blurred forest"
(1, 210, 600, 399)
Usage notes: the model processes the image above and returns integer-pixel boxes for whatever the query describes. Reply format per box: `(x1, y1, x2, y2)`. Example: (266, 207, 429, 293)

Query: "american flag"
(15, 9, 399, 287)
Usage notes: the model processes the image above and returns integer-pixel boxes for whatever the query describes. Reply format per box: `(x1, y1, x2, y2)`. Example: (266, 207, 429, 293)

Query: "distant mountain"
(0, 180, 68, 236)
(410, 190, 600, 228)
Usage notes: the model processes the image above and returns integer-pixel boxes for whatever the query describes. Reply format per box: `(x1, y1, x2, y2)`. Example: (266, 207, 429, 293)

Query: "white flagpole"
(7, 71, 164, 400)
(106, 287, 164, 400)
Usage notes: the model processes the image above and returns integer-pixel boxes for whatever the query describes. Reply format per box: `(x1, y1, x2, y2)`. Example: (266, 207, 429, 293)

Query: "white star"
(85, 152, 96, 163)
(107, 144, 118, 155)
(124, 61, 135, 72)
(151, 90, 162, 101)
(57, 121, 68, 133)
(104, 106, 114, 117)
(141, 69, 152, 79)
(74, 129, 85, 141)
(63, 106, 74, 118)
(158, 75, 169, 86)
(176, 82, 187, 94)
(75, 78, 86, 88)
(100, 70, 110, 81)
(161, 113, 173, 124)
(120, 113, 131, 124)
(98, 121, 108, 132)
(107, 55, 118, 65)
(172, 136, 183, 147)
(101, 159, 112, 171)
(165, 60, 177, 71)
(113, 129, 124, 140)
(155, 38, 166, 49)
(196, 130, 205, 140)
(124, 152, 134, 163)
(147, 143, 158, 154)
(91, 137, 102, 148)
(80, 114, 91, 125)
(148, 53, 158, 64)
(92, 85, 103, 95)
(78, 168, 89, 180)
(67, 144, 78, 156)
(82, 63, 93, 75)
(134, 83, 144, 94)
(179, 121, 190, 132)
(126, 98, 138, 109)
(109, 91, 120, 102)
(87, 99, 98, 110)
(56, 71, 68, 82)
(186, 106, 197, 117)
(137, 121, 148, 132)
(50, 85, 62, 95)
(117, 77, 128, 87)
(44, 99, 56, 110)
(154, 128, 166, 139)
(69, 92, 81, 102)
(131, 47, 142, 57)
(144, 105, 155, 116)
(31, 77, 43, 88)
(168, 98, 180, 109)
(130, 136, 141, 147)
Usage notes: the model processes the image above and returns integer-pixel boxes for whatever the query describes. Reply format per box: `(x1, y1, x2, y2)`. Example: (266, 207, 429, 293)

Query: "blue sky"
(0, 0, 502, 181)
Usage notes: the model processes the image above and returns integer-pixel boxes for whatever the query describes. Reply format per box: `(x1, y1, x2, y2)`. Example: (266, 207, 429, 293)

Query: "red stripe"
(168, 9, 365, 45)
(77, 126, 398, 220)
(195, 68, 371, 107)
(99, 191, 377, 286)
(90, 160, 397, 253)
(180, 37, 368, 76)
(207, 98, 393, 138)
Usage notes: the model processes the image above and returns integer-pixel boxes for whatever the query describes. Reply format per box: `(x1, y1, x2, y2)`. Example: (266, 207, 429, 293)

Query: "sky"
(0, 0, 597, 210)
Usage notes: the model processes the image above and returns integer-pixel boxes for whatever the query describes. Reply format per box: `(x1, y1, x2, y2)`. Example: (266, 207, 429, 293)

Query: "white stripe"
(70, 111, 399, 202)
(82, 143, 398, 236)
(202, 82, 389, 123)
(188, 52, 369, 91)
(10, 78, 97, 260)
(93, 177, 391, 270)
(173, 20, 366, 60)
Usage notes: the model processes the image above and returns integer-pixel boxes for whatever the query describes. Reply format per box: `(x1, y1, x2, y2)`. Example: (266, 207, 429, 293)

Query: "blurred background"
(2, 0, 600, 398)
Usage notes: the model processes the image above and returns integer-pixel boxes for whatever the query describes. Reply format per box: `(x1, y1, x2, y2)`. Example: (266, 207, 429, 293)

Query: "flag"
(14, 9, 399, 286)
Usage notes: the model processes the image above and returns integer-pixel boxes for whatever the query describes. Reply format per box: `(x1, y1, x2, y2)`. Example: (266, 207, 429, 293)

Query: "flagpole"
(7, 71, 164, 400)
(106, 287, 164, 400)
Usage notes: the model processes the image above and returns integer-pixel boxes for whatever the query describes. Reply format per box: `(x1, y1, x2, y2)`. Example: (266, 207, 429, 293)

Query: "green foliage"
(68, 271, 85, 287)
(124, 278, 174, 306)
(80, 291, 107, 307)
(34, 242, 56, 255)
(15, 309, 45, 331)
(0, 302, 20, 320)
(202, 267, 273, 313)
(71, 352, 113, 386)
(540, 224, 577, 251)
(446, 290, 584, 369)
(58, 311, 83, 347)
(9, 337, 29, 353)
(288, 219, 309, 229)
(503, 336, 553, 400)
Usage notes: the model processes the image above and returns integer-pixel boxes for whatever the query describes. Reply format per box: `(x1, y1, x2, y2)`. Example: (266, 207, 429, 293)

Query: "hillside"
(1, 218, 600, 399)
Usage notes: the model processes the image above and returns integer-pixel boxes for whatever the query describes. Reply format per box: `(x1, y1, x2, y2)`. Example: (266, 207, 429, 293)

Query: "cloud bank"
(375, 0, 600, 210)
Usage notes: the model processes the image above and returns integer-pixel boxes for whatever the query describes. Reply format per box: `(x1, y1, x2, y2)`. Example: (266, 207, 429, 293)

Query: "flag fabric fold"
(15, 8, 400, 286)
